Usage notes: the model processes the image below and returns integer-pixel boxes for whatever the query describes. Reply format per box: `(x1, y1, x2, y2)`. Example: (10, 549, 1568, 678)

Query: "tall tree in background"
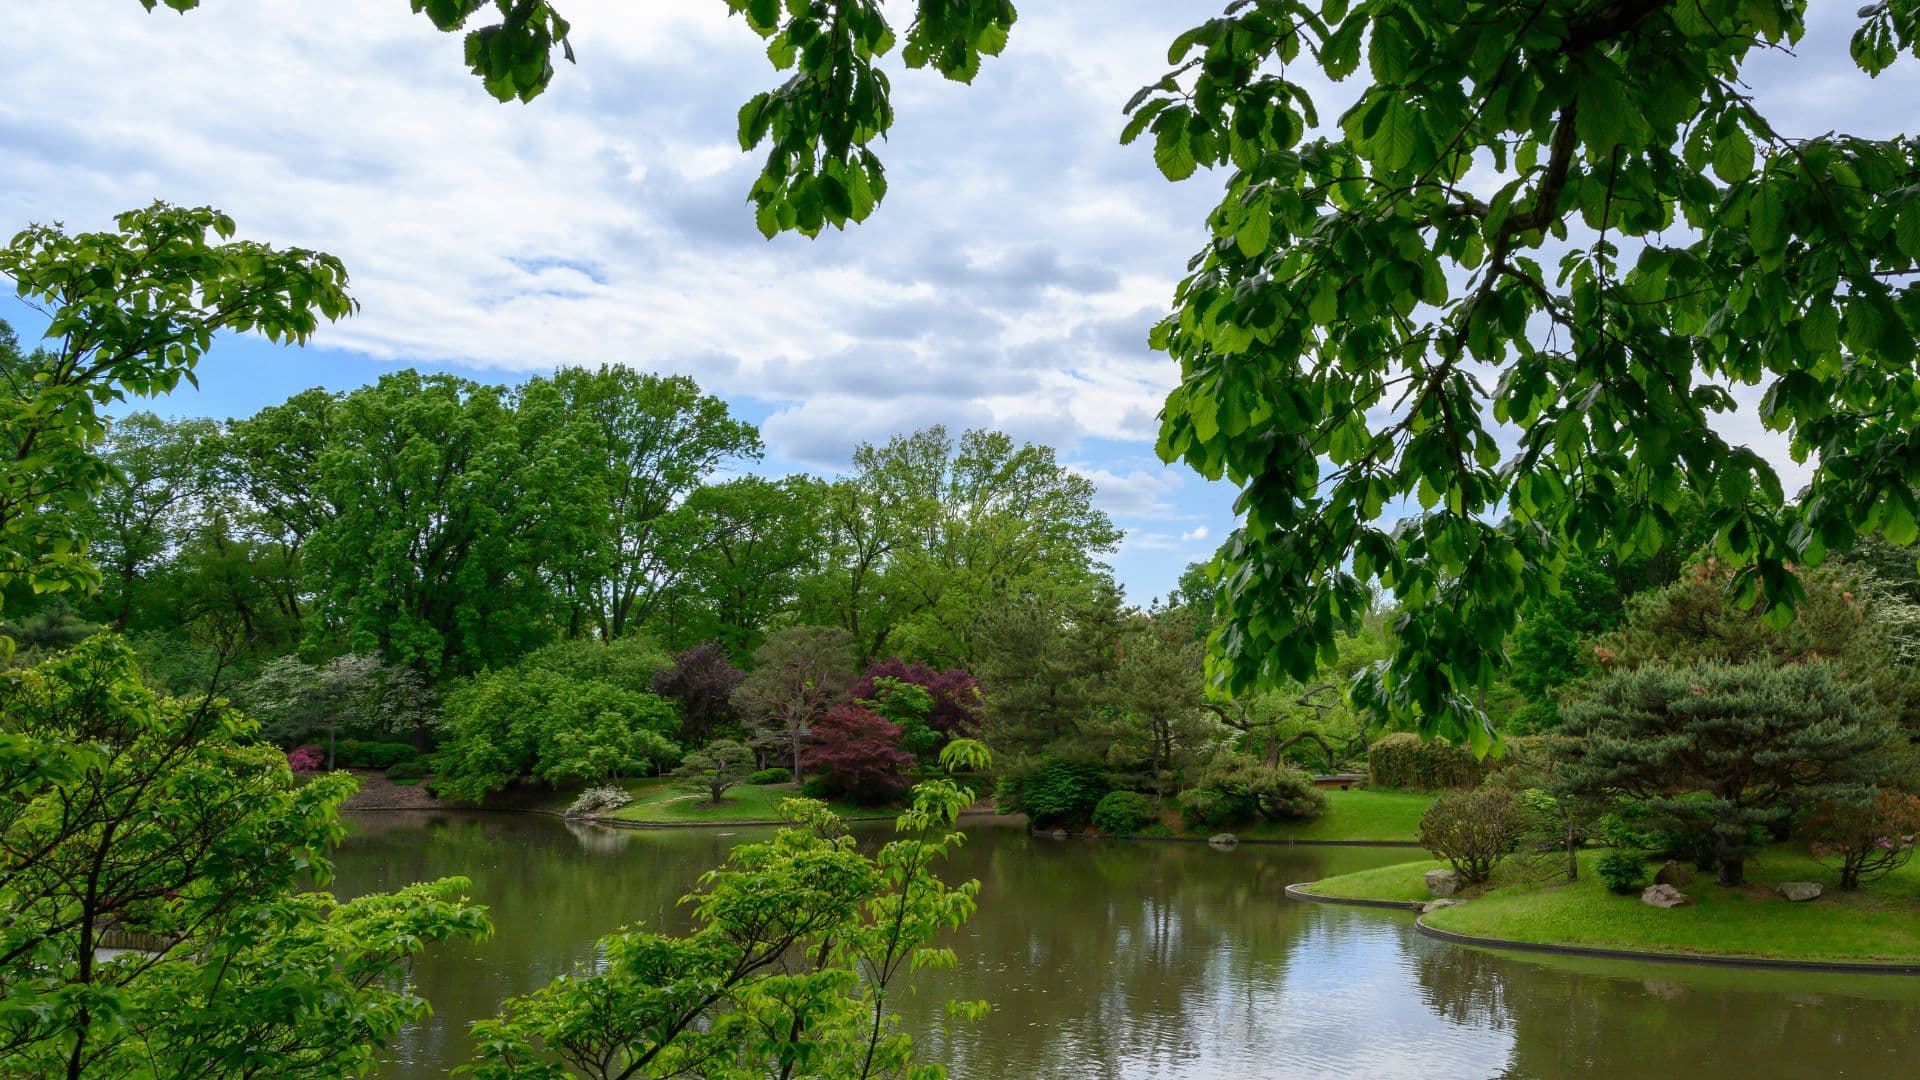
(540, 365, 761, 639)
(732, 625, 858, 776)
(1085, 607, 1225, 800)
(977, 581, 1127, 757)
(811, 426, 1120, 664)
(302, 371, 599, 678)
(76, 412, 220, 632)
(653, 474, 825, 658)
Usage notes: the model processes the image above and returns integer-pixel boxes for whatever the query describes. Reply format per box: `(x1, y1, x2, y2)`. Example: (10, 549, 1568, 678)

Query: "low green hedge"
(1367, 732, 1485, 791)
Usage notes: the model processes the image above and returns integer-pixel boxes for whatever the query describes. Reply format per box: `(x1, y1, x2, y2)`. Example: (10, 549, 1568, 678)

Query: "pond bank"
(1297, 849, 1920, 971)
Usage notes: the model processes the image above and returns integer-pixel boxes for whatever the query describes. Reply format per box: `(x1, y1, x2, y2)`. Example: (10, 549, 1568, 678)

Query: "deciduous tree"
(733, 625, 857, 776)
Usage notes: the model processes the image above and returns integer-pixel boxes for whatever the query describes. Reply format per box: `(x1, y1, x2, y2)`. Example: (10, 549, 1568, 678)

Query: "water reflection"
(330, 812, 1920, 1078)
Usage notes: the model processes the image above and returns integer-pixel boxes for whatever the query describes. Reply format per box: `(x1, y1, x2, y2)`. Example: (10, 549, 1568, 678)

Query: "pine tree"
(1560, 661, 1891, 886)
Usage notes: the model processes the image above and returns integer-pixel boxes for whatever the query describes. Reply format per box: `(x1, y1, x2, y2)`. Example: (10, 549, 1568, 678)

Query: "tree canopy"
(128, 1, 1920, 749)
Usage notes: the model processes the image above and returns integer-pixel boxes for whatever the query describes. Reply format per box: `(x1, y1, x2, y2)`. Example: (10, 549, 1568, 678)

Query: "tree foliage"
(0, 205, 352, 634)
(0, 636, 489, 1079)
(1137, 1, 1920, 744)
(804, 704, 917, 805)
(467, 783, 987, 1080)
(302, 371, 600, 678)
(1418, 787, 1529, 885)
(435, 664, 680, 801)
(652, 641, 747, 745)
(1804, 790, 1920, 891)
(733, 625, 858, 776)
(240, 652, 435, 763)
(538, 365, 761, 640)
(1559, 660, 1892, 885)
(672, 737, 757, 805)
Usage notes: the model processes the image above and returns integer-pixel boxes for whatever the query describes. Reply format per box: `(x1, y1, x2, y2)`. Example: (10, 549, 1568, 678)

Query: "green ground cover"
(1215, 788, 1435, 843)
(603, 778, 884, 825)
(1306, 848, 1920, 965)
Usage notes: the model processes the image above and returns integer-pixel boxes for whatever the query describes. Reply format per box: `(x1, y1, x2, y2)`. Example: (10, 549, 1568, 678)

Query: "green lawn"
(1222, 788, 1434, 843)
(1306, 847, 1920, 965)
(1296, 857, 1450, 901)
(603, 778, 886, 825)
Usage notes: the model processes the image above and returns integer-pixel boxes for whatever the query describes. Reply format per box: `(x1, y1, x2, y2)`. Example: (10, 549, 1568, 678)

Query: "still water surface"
(332, 811, 1920, 1078)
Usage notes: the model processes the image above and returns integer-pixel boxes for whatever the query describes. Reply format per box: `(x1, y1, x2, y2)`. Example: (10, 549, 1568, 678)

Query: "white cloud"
(1181, 526, 1210, 543)
(0, 0, 1230, 474)
(1074, 466, 1185, 518)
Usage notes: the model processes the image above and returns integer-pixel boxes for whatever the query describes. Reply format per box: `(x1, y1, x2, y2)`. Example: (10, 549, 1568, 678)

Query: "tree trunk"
(1565, 821, 1579, 882)
(1716, 855, 1745, 887)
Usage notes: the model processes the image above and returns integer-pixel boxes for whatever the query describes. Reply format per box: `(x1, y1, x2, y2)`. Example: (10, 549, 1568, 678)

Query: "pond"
(332, 811, 1920, 1078)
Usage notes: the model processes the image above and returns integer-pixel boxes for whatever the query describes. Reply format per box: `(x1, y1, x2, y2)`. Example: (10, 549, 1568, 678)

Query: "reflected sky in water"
(330, 812, 1920, 1078)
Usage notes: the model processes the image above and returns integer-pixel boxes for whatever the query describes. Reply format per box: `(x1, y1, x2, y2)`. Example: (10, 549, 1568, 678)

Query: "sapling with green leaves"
(468, 742, 996, 1079)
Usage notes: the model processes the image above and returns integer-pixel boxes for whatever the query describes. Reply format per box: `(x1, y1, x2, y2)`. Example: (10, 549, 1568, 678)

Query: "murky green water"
(332, 811, 1920, 1078)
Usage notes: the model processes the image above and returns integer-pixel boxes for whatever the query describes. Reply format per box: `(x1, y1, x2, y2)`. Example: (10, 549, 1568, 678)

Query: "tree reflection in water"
(330, 814, 1920, 1079)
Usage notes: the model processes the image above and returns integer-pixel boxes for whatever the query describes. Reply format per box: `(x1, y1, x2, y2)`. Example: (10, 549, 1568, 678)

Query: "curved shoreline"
(1283, 881, 1424, 910)
(1282, 878, 1920, 974)
(1046, 831, 1421, 848)
(1411, 917, 1920, 976)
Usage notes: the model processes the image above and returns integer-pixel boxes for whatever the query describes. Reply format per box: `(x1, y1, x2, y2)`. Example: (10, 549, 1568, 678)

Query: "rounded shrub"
(799, 776, 832, 800)
(355, 741, 420, 769)
(745, 767, 792, 786)
(1367, 732, 1487, 791)
(1418, 787, 1529, 884)
(1595, 849, 1649, 894)
(997, 758, 1108, 828)
(385, 760, 429, 781)
(1179, 756, 1325, 830)
(1091, 791, 1155, 835)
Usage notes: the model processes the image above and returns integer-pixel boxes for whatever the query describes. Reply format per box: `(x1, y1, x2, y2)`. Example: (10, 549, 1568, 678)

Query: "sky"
(2, 1, 1913, 605)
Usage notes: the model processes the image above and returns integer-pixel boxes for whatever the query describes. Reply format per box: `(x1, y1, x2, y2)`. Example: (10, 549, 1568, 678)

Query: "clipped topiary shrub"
(1418, 787, 1529, 884)
(286, 745, 324, 774)
(745, 767, 792, 786)
(1595, 849, 1649, 894)
(386, 760, 429, 781)
(1091, 791, 1155, 835)
(1367, 732, 1487, 791)
(351, 741, 420, 770)
(997, 758, 1109, 828)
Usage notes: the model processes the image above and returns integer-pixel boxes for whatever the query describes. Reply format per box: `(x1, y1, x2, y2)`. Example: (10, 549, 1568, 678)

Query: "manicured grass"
(603, 778, 885, 825)
(1226, 788, 1435, 843)
(1297, 857, 1449, 902)
(1307, 847, 1920, 965)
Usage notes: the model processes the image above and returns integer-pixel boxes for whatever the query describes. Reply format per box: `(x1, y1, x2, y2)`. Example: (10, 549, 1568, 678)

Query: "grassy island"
(601, 778, 883, 825)
(1302, 849, 1920, 966)
(1189, 788, 1434, 844)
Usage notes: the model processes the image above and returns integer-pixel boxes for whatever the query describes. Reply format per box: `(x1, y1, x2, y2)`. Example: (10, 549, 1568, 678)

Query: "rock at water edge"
(1208, 833, 1239, 847)
(1425, 868, 1460, 897)
(1421, 898, 1468, 914)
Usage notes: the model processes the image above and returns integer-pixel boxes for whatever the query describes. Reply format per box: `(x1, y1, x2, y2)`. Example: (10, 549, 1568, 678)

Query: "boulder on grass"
(1421, 898, 1468, 914)
(1208, 833, 1238, 847)
(1653, 860, 1694, 887)
(1641, 883, 1693, 908)
(1425, 868, 1460, 897)
(1775, 881, 1822, 902)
